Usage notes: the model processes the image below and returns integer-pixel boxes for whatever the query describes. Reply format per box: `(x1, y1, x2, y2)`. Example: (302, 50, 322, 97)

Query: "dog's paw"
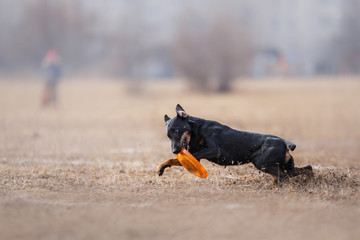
(304, 165, 314, 178)
(157, 165, 167, 176)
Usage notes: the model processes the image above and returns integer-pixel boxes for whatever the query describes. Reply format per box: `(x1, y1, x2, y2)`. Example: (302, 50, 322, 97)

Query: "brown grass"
(0, 77, 359, 240)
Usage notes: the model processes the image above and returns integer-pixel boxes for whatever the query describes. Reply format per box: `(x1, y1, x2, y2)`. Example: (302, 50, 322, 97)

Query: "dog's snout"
(172, 147, 181, 154)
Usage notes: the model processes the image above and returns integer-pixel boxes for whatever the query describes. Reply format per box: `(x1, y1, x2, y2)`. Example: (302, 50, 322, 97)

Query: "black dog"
(157, 104, 312, 183)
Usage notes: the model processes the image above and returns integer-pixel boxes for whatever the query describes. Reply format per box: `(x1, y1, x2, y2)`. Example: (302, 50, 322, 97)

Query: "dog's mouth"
(182, 137, 188, 150)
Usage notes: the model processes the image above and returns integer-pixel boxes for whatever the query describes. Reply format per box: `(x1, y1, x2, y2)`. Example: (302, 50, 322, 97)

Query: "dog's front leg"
(192, 139, 220, 160)
(192, 148, 220, 161)
(157, 158, 182, 176)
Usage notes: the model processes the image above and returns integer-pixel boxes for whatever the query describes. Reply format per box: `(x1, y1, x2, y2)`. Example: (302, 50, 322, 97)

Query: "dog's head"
(164, 104, 191, 154)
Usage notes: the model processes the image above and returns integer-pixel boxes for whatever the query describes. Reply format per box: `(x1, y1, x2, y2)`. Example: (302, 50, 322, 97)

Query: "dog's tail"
(284, 139, 296, 151)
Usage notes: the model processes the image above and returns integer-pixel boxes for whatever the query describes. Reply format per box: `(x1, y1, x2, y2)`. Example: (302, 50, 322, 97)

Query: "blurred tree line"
(0, 0, 359, 92)
(0, 1, 96, 73)
(173, 8, 252, 92)
(337, 0, 360, 74)
(0, 0, 253, 92)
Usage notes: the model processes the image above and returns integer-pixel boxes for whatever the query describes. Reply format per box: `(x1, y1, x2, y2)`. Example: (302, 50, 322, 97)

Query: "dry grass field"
(0, 77, 359, 240)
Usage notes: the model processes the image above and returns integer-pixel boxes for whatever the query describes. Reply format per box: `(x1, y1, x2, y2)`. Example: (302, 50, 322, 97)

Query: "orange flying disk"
(176, 149, 208, 178)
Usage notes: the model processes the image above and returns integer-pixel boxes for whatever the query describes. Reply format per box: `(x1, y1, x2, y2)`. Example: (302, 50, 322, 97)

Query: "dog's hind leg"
(252, 146, 288, 184)
(157, 158, 182, 176)
(266, 165, 289, 185)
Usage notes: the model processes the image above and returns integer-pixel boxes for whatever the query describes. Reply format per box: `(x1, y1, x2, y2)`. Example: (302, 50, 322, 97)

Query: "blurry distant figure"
(41, 50, 62, 107)
(269, 54, 290, 78)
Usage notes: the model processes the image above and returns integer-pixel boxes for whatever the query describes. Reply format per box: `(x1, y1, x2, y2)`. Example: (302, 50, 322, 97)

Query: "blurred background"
(0, 0, 359, 92)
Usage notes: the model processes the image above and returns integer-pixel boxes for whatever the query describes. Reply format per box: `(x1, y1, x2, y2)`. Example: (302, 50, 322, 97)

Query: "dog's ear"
(176, 104, 189, 119)
(164, 115, 171, 125)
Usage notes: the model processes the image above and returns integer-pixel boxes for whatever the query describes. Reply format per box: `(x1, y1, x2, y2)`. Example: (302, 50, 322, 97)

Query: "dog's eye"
(173, 129, 179, 134)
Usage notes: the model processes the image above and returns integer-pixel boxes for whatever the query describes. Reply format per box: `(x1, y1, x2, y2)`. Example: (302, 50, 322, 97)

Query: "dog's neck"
(188, 116, 204, 143)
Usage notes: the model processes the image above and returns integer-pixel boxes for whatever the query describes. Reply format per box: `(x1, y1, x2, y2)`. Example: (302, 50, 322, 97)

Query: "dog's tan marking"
(268, 172, 277, 180)
(199, 139, 204, 145)
(285, 147, 291, 164)
(269, 174, 278, 186)
(180, 131, 191, 146)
